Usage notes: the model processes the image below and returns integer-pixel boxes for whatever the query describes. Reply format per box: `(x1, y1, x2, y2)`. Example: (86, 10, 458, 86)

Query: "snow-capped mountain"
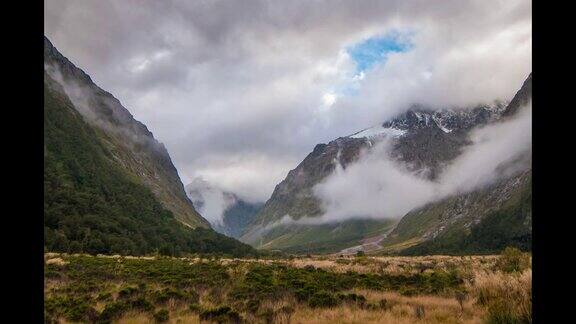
(240, 75, 531, 254)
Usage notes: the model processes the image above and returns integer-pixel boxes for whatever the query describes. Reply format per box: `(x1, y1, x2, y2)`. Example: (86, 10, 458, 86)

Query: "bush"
(44, 296, 93, 322)
(337, 293, 366, 306)
(153, 309, 169, 323)
(303, 265, 316, 271)
(308, 291, 339, 308)
(495, 247, 530, 273)
(128, 297, 154, 312)
(200, 306, 242, 323)
(189, 303, 201, 313)
(96, 292, 112, 301)
(117, 286, 139, 300)
(99, 302, 128, 322)
(152, 287, 197, 304)
(335, 258, 351, 265)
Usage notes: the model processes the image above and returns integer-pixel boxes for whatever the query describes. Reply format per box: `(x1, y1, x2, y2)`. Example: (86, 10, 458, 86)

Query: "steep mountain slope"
(239, 134, 397, 253)
(44, 37, 255, 257)
(399, 173, 531, 255)
(185, 178, 263, 239)
(381, 75, 532, 255)
(44, 37, 208, 229)
(242, 76, 530, 254)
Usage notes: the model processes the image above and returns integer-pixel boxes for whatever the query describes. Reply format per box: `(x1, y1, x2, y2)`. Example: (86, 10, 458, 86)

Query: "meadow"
(44, 248, 531, 323)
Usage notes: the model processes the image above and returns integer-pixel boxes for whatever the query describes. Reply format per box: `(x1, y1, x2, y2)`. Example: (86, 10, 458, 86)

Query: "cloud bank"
(45, 0, 531, 202)
(185, 178, 236, 226)
(314, 104, 532, 223)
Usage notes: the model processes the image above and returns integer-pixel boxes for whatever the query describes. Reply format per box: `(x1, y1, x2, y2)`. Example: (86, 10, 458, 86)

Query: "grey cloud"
(313, 104, 532, 223)
(45, 0, 531, 201)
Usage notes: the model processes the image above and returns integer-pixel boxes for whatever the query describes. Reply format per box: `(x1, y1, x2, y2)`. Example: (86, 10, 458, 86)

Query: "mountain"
(241, 75, 530, 255)
(382, 75, 532, 255)
(44, 37, 255, 257)
(238, 134, 396, 253)
(185, 178, 263, 239)
(44, 37, 208, 229)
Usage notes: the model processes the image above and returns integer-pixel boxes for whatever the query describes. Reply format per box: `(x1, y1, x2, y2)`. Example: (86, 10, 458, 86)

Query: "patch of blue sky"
(321, 31, 414, 104)
(347, 31, 414, 74)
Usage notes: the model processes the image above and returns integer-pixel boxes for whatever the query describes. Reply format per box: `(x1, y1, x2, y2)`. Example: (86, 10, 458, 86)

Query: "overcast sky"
(45, 0, 531, 203)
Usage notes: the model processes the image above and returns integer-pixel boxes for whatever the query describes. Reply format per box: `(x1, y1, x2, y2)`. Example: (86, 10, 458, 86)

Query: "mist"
(312, 103, 532, 224)
(45, 62, 161, 150)
(185, 177, 236, 227)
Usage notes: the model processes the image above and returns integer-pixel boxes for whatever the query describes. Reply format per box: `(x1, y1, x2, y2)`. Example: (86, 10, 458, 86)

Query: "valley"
(43, 1, 533, 321)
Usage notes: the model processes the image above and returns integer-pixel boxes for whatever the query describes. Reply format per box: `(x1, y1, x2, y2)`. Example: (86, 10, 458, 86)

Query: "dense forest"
(44, 75, 256, 257)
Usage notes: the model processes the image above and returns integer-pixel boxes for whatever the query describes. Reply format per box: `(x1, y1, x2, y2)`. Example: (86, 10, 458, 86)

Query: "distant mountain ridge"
(241, 75, 531, 255)
(185, 178, 263, 239)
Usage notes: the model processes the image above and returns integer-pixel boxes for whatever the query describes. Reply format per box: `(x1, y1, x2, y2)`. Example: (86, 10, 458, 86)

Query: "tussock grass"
(469, 269, 531, 323)
(44, 251, 530, 323)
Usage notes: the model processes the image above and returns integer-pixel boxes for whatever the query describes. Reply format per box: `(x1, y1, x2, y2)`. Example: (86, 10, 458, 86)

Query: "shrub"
(303, 265, 316, 271)
(44, 296, 92, 322)
(308, 291, 339, 308)
(117, 286, 139, 300)
(399, 286, 418, 296)
(153, 309, 169, 323)
(495, 247, 530, 273)
(200, 306, 242, 323)
(153, 287, 198, 304)
(337, 293, 366, 306)
(96, 292, 112, 302)
(128, 297, 154, 312)
(99, 302, 128, 322)
(189, 303, 201, 313)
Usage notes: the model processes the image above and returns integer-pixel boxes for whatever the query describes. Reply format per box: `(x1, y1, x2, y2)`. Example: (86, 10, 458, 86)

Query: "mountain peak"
(502, 73, 532, 117)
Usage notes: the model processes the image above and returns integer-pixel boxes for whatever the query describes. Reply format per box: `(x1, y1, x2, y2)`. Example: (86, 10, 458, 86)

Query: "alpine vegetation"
(44, 1, 532, 323)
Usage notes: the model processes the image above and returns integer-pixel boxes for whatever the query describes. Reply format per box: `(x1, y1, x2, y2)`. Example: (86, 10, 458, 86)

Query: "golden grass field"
(45, 251, 531, 323)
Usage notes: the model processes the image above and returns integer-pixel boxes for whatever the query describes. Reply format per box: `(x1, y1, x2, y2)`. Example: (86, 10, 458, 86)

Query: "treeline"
(44, 77, 256, 257)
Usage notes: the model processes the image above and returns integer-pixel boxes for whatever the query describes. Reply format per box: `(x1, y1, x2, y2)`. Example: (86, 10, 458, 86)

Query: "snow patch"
(350, 125, 407, 139)
(431, 114, 452, 133)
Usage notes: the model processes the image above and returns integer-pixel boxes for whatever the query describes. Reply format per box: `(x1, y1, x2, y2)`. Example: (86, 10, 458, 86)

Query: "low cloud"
(312, 104, 532, 223)
(185, 178, 236, 226)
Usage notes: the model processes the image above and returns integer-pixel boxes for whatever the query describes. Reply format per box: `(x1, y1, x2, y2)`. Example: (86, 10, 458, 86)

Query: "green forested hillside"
(400, 179, 532, 255)
(44, 75, 255, 257)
